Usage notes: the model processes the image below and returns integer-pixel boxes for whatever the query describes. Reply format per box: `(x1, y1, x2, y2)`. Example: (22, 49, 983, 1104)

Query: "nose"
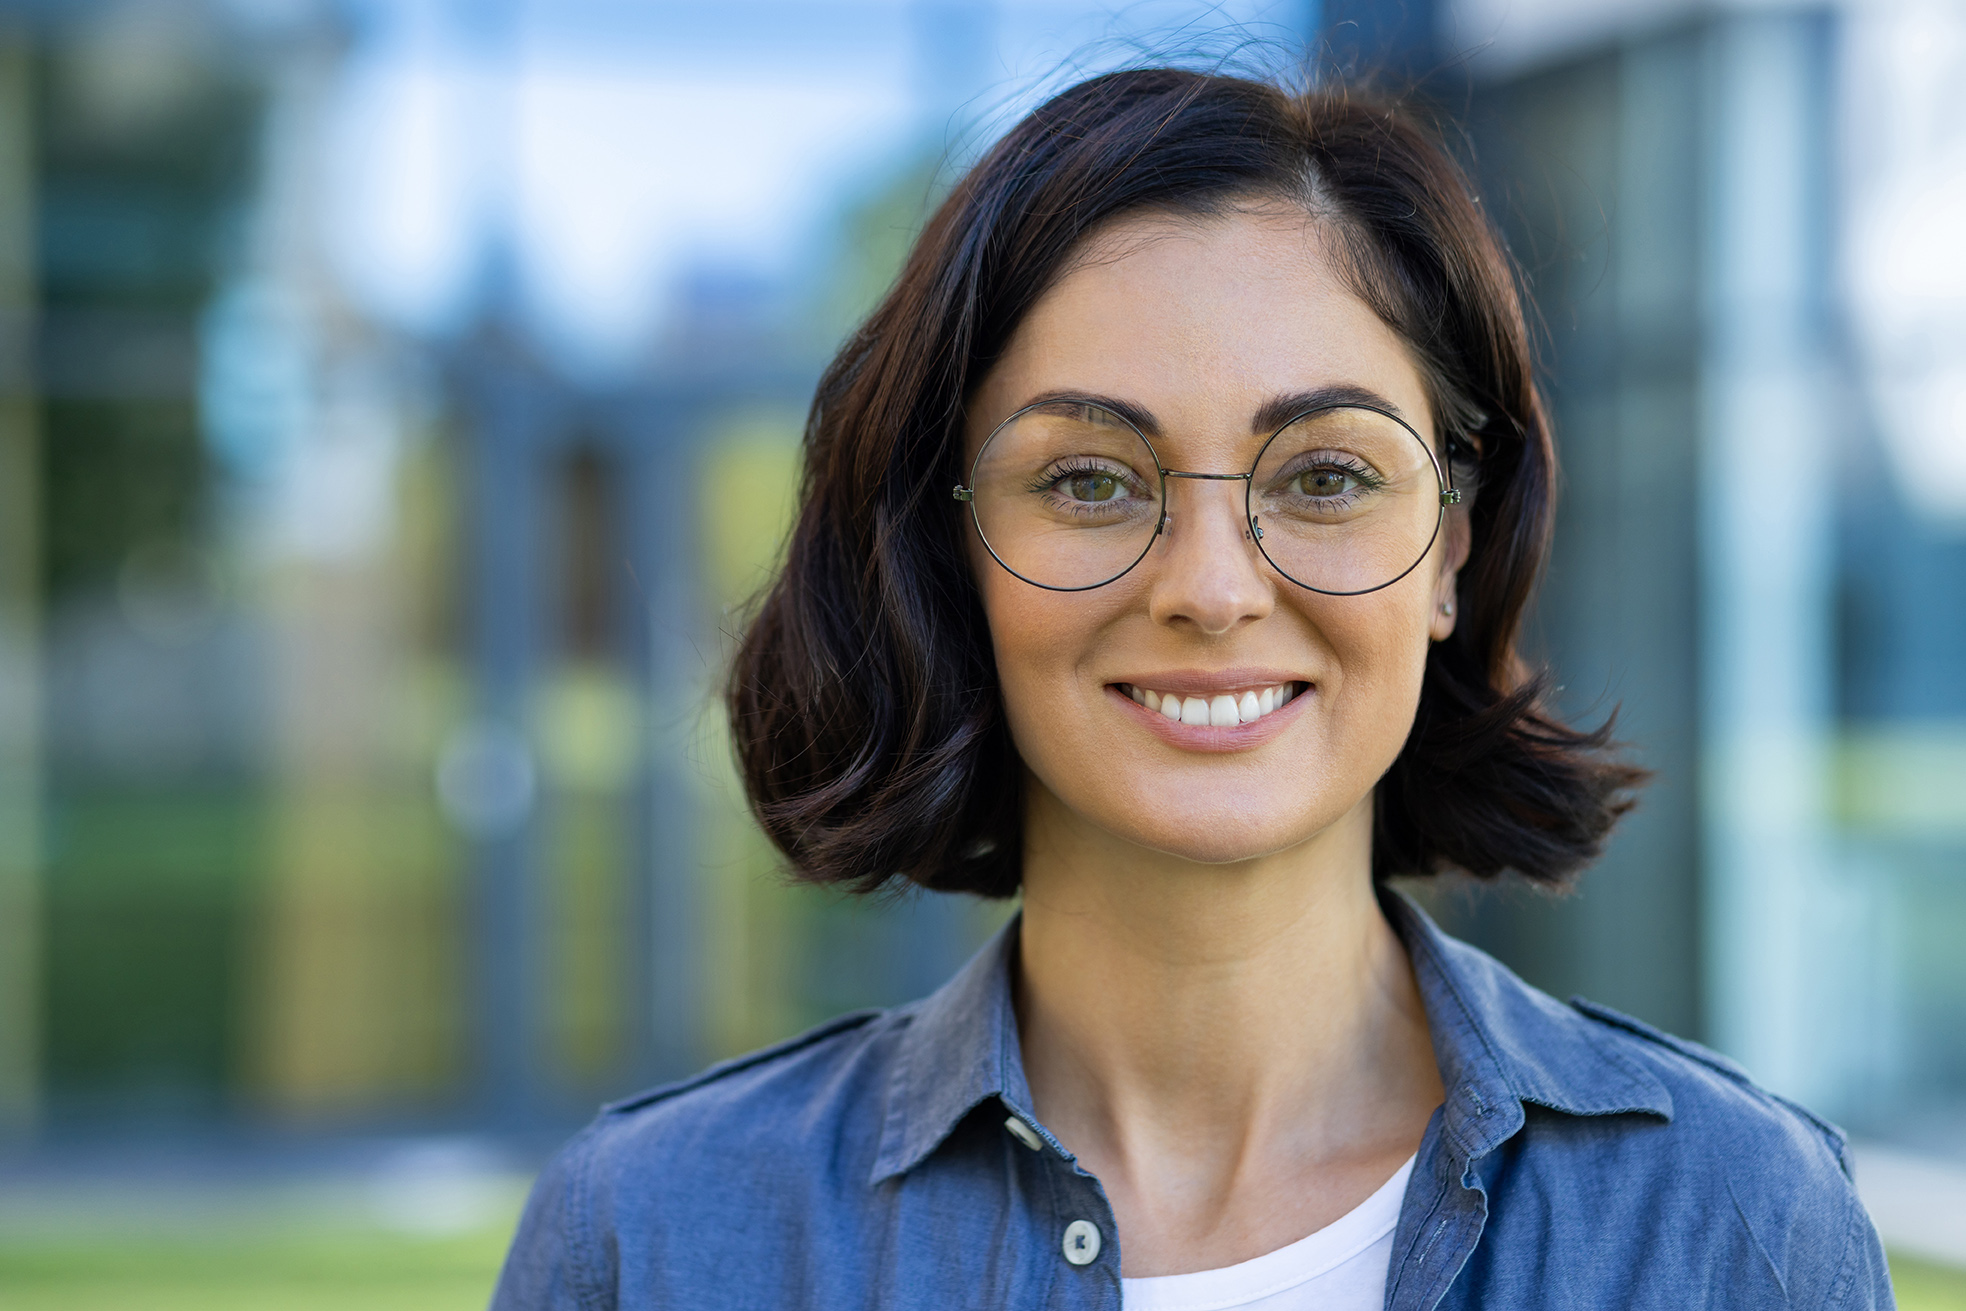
(1146, 478, 1274, 636)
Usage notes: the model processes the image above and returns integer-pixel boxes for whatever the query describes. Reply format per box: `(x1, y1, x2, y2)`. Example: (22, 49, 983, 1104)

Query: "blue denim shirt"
(491, 891, 1893, 1309)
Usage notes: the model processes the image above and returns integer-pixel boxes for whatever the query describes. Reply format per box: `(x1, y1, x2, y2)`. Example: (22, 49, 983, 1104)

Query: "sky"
(322, 0, 1316, 373)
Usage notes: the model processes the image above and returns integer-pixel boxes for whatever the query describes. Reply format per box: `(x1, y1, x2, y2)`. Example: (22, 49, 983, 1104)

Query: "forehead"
(971, 209, 1432, 456)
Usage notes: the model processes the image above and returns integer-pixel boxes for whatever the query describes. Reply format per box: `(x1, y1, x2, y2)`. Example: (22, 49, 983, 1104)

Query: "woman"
(494, 69, 1891, 1309)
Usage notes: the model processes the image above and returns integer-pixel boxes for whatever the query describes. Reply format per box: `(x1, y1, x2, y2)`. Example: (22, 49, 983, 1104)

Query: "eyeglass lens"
(966, 399, 1444, 595)
(1248, 406, 1443, 595)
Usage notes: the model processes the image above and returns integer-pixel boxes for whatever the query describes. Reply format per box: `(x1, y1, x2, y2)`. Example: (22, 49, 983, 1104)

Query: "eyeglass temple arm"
(1441, 438, 1465, 505)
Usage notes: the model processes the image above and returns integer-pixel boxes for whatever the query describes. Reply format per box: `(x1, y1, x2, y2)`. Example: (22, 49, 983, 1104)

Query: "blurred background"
(0, 0, 1960, 1306)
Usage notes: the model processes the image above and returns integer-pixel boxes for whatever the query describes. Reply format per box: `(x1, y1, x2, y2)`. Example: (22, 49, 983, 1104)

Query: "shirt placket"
(1385, 1088, 1504, 1311)
(1003, 1104, 1125, 1310)
(1385, 1162, 1488, 1311)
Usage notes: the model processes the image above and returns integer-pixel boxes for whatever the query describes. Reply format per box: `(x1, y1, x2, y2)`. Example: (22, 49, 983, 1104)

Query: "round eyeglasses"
(954, 398, 1462, 594)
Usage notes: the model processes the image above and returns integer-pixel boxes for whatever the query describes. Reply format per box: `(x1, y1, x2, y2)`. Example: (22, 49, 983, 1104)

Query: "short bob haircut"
(729, 67, 1642, 898)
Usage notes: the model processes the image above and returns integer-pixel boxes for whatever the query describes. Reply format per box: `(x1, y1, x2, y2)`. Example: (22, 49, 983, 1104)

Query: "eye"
(1065, 471, 1123, 502)
(1296, 464, 1363, 498)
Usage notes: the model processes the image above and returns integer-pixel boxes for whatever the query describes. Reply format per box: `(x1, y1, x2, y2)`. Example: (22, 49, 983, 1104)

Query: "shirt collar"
(872, 888, 1672, 1184)
(872, 918, 1034, 1183)
(1379, 888, 1673, 1163)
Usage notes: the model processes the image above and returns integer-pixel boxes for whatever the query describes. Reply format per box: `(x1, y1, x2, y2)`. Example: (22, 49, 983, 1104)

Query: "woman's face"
(965, 208, 1468, 865)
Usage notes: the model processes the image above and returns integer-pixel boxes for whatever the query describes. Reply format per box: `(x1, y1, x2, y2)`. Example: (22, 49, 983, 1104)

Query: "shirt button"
(1003, 1116, 1043, 1151)
(1062, 1219, 1102, 1265)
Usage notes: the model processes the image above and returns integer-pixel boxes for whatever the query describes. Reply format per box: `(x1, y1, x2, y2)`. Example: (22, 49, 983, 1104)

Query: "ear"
(1428, 500, 1473, 643)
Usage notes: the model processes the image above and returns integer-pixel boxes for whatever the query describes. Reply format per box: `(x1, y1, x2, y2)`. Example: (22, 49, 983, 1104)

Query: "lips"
(1118, 681, 1301, 727)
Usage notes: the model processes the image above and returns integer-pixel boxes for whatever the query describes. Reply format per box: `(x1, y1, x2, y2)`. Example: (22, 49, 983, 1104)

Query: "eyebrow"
(1016, 384, 1413, 439)
(1252, 386, 1411, 435)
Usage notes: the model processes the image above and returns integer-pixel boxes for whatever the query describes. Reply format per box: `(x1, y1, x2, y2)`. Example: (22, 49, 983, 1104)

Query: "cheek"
(1310, 589, 1436, 738)
(973, 550, 1140, 784)
(977, 556, 1120, 708)
(974, 541, 1050, 697)
(1232, 587, 1438, 837)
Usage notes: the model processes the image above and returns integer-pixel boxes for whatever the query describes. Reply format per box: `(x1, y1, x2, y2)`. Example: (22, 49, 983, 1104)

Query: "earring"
(1440, 601, 1455, 617)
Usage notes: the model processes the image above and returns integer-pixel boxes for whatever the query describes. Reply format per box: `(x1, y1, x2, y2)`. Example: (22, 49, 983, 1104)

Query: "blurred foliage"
(697, 412, 804, 617)
(33, 34, 261, 597)
(39, 398, 205, 599)
(35, 17, 259, 306)
(42, 788, 261, 1109)
(29, 21, 269, 1109)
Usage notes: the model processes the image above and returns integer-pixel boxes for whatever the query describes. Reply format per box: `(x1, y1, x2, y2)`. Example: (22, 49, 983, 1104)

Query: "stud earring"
(1440, 601, 1455, 617)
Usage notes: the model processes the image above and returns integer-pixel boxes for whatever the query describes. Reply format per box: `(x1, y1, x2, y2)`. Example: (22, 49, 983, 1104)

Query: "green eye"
(1298, 467, 1360, 497)
(1067, 472, 1121, 502)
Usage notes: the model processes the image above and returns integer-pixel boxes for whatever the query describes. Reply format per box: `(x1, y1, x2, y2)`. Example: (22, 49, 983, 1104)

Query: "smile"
(1117, 682, 1302, 727)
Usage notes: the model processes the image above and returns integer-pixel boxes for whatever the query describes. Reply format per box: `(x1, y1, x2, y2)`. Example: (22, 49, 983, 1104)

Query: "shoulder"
(584, 1004, 908, 1194)
(1566, 995, 1850, 1170)
(1537, 997, 1889, 1307)
(1403, 899, 1891, 1307)
(490, 1006, 915, 1310)
(1562, 993, 1863, 1224)
(604, 1005, 899, 1121)
(1413, 914, 1855, 1182)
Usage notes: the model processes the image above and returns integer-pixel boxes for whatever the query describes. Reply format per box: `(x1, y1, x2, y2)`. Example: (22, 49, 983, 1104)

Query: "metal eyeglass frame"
(952, 399, 1463, 596)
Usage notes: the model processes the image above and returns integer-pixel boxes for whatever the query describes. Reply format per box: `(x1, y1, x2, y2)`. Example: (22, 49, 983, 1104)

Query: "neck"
(1014, 781, 1442, 1275)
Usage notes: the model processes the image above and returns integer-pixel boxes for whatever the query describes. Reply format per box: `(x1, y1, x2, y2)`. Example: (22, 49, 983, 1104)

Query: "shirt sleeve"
(1831, 1200, 1898, 1311)
(489, 1129, 611, 1311)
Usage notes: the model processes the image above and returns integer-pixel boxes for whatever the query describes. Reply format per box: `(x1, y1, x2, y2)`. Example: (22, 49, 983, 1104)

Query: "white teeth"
(1129, 682, 1299, 727)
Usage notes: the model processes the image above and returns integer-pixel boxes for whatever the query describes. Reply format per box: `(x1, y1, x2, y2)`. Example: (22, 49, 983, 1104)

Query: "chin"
(1093, 794, 1343, 866)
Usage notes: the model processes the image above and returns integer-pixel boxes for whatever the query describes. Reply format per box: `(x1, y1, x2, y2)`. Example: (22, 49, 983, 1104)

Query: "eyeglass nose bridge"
(1155, 468, 1257, 537)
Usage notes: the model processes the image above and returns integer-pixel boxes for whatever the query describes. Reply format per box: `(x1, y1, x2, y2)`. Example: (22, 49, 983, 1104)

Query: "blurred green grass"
(1896, 1253, 1966, 1311)
(0, 1218, 518, 1311)
(1, 1226, 1961, 1309)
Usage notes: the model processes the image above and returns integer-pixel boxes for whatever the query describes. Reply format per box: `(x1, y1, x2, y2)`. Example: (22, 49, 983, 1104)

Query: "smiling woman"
(731, 81, 1637, 900)
(491, 69, 1895, 1310)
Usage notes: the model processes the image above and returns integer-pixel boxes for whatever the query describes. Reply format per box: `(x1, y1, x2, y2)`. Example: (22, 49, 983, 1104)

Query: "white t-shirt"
(1120, 1156, 1415, 1311)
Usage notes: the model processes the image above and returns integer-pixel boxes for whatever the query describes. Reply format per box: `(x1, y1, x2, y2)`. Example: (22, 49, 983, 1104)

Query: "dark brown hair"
(728, 67, 1642, 897)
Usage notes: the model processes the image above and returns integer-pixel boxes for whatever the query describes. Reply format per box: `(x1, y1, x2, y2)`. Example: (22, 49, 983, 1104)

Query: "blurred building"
(0, 0, 1013, 1138)
(1415, 0, 1966, 1156)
